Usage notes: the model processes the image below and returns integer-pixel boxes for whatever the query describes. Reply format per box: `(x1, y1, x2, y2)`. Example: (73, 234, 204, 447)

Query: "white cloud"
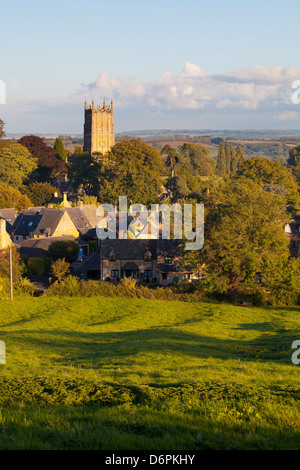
(3, 62, 300, 133)
(76, 62, 300, 115)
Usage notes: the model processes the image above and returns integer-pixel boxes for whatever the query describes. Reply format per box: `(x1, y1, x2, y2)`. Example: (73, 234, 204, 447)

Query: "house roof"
(13, 208, 65, 237)
(16, 235, 78, 258)
(65, 207, 92, 236)
(100, 239, 157, 260)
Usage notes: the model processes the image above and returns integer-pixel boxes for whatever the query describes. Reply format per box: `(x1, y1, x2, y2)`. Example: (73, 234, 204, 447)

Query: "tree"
(287, 145, 300, 188)
(68, 152, 101, 196)
(178, 143, 215, 176)
(0, 246, 22, 282)
(0, 143, 37, 188)
(236, 157, 300, 211)
(48, 240, 79, 263)
(216, 142, 227, 176)
(54, 138, 67, 162)
(18, 135, 67, 182)
(98, 139, 163, 206)
(185, 178, 299, 301)
(51, 258, 70, 283)
(22, 182, 57, 207)
(0, 119, 5, 139)
(0, 184, 32, 210)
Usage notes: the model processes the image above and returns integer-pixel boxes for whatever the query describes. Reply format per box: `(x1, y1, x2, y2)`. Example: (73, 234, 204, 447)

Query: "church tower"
(83, 99, 115, 155)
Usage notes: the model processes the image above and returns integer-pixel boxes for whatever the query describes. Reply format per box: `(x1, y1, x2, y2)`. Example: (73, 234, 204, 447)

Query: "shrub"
(27, 257, 45, 277)
(48, 240, 79, 263)
(14, 278, 36, 297)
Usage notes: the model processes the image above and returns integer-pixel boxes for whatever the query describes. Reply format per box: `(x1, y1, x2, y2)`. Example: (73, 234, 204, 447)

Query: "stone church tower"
(83, 99, 115, 155)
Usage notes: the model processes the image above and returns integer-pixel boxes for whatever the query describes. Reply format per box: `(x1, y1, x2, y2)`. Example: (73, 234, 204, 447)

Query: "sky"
(1, 0, 300, 134)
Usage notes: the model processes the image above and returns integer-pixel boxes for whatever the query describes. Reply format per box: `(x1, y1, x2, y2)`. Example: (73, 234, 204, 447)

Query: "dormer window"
(109, 255, 116, 262)
(144, 250, 152, 262)
(164, 256, 172, 264)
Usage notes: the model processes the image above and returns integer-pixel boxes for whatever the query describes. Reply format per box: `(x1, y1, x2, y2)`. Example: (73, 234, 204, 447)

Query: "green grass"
(0, 296, 300, 449)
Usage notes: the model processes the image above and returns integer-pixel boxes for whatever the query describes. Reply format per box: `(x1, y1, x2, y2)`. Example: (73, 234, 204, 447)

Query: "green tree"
(48, 240, 79, 263)
(0, 184, 32, 210)
(0, 143, 37, 188)
(216, 142, 227, 176)
(185, 179, 298, 301)
(51, 258, 71, 283)
(54, 138, 68, 162)
(98, 139, 163, 206)
(22, 182, 57, 207)
(0, 246, 22, 282)
(236, 157, 300, 211)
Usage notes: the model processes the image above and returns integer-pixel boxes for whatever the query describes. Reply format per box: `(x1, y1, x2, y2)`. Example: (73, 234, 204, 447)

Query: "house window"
(162, 273, 168, 280)
(111, 270, 119, 278)
(164, 257, 172, 264)
(144, 270, 152, 279)
(144, 255, 152, 262)
(108, 255, 116, 262)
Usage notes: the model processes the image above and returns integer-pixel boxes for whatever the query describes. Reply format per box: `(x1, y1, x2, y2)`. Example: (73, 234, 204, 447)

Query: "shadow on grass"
(2, 320, 299, 368)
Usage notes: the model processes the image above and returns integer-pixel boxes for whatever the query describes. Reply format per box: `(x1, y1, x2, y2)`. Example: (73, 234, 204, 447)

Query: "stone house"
(0, 218, 13, 250)
(12, 207, 79, 243)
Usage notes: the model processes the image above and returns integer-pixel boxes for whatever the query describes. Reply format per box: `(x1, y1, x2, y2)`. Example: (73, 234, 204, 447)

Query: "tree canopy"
(18, 135, 68, 182)
(97, 139, 163, 206)
(54, 138, 68, 162)
(21, 182, 57, 207)
(236, 156, 300, 211)
(184, 178, 300, 303)
(0, 143, 37, 188)
(0, 184, 32, 210)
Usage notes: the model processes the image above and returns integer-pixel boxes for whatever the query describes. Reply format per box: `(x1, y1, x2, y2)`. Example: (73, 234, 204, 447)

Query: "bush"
(48, 240, 79, 263)
(27, 257, 45, 277)
(46, 275, 80, 296)
(14, 278, 36, 297)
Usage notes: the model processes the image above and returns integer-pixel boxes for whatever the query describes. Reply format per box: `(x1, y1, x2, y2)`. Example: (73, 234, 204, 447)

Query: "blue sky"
(1, 0, 300, 133)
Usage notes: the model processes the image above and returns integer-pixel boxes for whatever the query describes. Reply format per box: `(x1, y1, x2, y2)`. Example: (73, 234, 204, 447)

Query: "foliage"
(21, 181, 57, 207)
(14, 277, 36, 297)
(68, 152, 101, 196)
(0, 184, 32, 210)
(48, 240, 79, 263)
(97, 139, 163, 206)
(237, 156, 300, 211)
(216, 142, 245, 177)
(18, 135, 67, 182)
(0, 118, 5, 139)
(54, 138, 67, 162)
(184, 178, 298, 302)
(0, 247, 21, 282)
(50, 258, 71, 283)
(27, 257, 46, 277)
(0, 143, 37, 188)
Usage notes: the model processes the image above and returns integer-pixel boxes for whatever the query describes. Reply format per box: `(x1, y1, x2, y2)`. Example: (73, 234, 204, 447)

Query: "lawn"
(0, 296, 299, 449)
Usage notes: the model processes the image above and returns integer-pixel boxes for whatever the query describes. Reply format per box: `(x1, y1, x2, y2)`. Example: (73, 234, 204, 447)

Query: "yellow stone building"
(83, 99, 115, 155)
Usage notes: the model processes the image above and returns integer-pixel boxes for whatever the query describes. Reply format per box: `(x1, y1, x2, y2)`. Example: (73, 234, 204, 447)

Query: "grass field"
(0, 296, 300, 450)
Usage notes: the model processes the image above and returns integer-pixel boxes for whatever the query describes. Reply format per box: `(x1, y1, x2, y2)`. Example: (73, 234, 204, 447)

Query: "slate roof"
(100, 239, 158, 260)
(16, 235, 78, 258)
(13, 208, 65, 237)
